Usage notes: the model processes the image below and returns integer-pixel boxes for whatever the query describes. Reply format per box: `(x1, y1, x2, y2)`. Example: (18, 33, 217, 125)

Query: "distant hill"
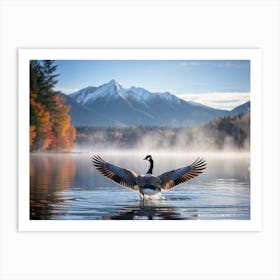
(230, 101, 250, 115)
(60, 93, 125, 127)
(62, 80, 250, 128)
(202, 111, 250, 149)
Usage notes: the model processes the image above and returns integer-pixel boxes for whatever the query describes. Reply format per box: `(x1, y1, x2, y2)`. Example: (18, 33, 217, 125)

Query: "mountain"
(65, 80, 250, 127)
(60, 93, 125, 127)
(230, 101, 250, 115)
(69, 86, 98, 105)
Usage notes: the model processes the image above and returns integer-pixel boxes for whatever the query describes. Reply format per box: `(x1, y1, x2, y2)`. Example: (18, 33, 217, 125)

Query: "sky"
(54, 60, 250, 110)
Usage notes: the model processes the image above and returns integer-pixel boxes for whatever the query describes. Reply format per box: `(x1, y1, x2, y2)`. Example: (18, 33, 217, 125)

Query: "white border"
(18, 48, 262, 231)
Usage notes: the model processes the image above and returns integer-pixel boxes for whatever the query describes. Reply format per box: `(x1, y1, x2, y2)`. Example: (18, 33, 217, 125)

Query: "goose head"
(143, 155, 152, 161)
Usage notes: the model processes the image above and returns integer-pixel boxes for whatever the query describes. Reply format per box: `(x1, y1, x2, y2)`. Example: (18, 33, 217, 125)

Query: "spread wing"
(92, 155, 139, 191)
(159, 158, 206, 190)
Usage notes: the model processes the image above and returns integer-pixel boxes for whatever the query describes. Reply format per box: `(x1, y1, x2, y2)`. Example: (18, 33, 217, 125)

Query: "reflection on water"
(30, 152, 250, 220)
(106, 199, 184, 220)
(30, 154, 77, 219)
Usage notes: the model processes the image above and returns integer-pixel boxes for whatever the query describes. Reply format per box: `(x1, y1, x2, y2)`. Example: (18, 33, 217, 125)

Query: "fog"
(73, 124, 250, 155)
(74, 111, 250, 154)
(135, 127, 249, 152)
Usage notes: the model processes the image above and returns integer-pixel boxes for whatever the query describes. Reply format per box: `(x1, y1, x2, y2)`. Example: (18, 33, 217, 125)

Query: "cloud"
(177, 92, 250, 110)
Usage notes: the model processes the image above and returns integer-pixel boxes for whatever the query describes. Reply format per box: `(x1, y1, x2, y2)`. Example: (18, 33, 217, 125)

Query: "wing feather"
(159, 158, 206, 190)
(92, 155, 139, 191)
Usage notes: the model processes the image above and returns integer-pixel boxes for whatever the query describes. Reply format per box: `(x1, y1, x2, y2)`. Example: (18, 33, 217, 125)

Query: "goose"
(92, 155, 206, 199)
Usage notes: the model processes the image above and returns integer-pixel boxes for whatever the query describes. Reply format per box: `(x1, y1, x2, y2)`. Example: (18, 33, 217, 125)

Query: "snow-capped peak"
(128, 86, 153, 102)
(108, 79, 118, 85)
(160, 91, 181, 104)
(88, 79, 129, 103)
(70, 80, 184, 107)
(69, 86, 97, 104)
(106, 79, 121, 89)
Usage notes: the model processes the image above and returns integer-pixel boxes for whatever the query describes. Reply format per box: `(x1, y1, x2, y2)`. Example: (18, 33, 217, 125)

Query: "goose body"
(136, 174, 161, 196)
(92, 155, 206, 199)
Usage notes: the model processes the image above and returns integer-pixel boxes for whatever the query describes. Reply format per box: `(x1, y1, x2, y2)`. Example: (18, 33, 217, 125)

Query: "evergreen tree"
(41, 60, 59, 92)
(30, 60, 44, 94)
(40, 60, 60, 112)
(29, 60, 76, 151)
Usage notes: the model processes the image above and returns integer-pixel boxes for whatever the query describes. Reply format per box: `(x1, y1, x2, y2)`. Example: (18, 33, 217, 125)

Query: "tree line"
(30, 60, 76, 151)
(75, 112, 250, 151)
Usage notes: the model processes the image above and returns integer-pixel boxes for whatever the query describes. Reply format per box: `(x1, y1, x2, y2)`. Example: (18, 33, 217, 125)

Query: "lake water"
(30, 152, 250, 220)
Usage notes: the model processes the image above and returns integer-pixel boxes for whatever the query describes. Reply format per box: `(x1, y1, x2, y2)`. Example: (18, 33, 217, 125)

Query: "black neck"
(147, 159, 153, 174)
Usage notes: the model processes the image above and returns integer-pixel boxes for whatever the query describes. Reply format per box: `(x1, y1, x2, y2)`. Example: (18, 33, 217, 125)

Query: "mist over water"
(74, 112, 250, 153)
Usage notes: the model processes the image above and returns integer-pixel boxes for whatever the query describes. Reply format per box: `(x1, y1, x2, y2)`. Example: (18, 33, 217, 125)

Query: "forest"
(30, 60, 76, 151)
(75, 111, 250, 151)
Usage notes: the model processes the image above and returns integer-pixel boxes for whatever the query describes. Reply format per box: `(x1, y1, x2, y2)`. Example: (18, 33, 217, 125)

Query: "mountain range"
(61, 79, 250, 127)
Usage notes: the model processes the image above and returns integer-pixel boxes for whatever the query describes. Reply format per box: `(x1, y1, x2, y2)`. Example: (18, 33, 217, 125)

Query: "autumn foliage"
(30, 60, 76, 151)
